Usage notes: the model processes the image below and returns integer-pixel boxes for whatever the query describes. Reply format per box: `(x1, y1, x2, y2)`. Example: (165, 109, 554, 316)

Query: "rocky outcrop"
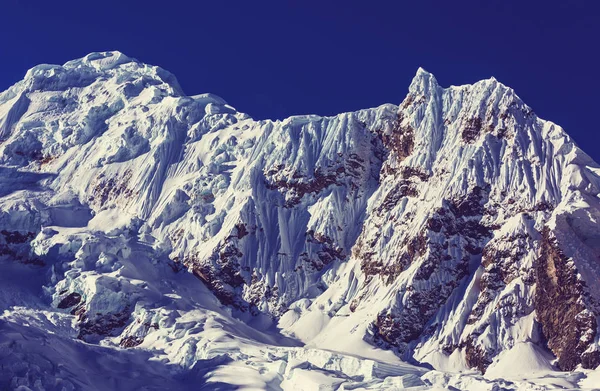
(89, 170, 137, 209)
(365, 186, 492, 355)
(379, 115, 415, 177)
(0, 230, 43, 265)
(301, 230, 345, 272)
(535, 228, 600, 370)
(187, 242, 247, 310)
(120, 335, 144, 348)
(467, 231, 531, 325)
(57, 292, 82, 309)
(264, 166, 340, 208)
(461, 117, 483, 143)
(78, 307, 131, 343)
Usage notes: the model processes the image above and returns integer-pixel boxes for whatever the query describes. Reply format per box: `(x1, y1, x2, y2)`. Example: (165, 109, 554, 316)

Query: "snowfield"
(1, 51, 600, 390)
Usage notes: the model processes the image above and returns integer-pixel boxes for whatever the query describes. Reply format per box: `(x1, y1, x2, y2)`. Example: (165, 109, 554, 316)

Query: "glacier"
(0, 51, 599, 390)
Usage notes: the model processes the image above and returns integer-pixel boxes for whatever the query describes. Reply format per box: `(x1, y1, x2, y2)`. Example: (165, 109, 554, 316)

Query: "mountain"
(1, 51, 599, 390)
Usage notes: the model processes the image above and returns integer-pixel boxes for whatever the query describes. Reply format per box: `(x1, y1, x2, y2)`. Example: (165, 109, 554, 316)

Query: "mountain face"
(1, 51, 600, 390)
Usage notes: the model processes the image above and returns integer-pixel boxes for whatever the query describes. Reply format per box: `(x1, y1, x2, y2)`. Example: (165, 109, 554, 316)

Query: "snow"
(580, 367, 600, 389)
(485, 342, 555, 379)
(0, 52, 599, 390)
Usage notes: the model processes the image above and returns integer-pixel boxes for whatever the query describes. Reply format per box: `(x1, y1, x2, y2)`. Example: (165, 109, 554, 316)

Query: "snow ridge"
(1, 51, 599, 390)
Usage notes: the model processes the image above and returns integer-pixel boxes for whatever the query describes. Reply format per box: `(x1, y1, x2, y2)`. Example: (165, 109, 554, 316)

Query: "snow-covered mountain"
(1, 51, 599, 390)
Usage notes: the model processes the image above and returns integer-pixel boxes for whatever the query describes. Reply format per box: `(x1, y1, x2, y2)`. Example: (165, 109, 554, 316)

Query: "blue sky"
(1, 0, 599, 159)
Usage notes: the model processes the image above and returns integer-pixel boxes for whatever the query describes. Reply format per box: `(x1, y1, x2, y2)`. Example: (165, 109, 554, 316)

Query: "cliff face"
(1, 52, 599, 386)
(283, 68, 600, 373)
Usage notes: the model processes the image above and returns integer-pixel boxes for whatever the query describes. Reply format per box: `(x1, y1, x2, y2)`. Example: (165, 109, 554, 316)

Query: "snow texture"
(1, 52, 600, 390)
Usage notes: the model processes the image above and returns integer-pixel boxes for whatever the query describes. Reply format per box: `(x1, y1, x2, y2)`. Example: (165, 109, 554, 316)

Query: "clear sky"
(1, 1, 599, 160)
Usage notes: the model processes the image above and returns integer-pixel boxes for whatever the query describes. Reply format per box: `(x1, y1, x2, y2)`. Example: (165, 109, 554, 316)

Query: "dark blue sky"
(1, 1, 599, 159)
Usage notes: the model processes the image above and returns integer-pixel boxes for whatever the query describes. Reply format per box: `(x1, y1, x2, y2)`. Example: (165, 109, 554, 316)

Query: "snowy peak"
(15, 51, 183, 98)
(1, 52, 600, 389)
(63, 51, 136, 71)
(408, 67, 440, 96)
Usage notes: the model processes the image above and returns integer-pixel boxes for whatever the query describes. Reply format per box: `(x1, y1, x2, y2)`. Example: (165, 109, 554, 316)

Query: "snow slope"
(1, 51, 599, 390)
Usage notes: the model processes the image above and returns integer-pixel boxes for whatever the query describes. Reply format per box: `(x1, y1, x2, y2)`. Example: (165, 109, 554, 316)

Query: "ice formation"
(1, 51, 599, 390)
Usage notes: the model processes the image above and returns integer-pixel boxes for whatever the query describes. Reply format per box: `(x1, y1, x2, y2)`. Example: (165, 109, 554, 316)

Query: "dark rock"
(535, 228, 599, 371)
(235, 223, 248, 239)
(464, 337, 492, 373)
(0, 230, 35, 244)
(461, 117, 483, 143)
(186, 240, 248, 311)
(120, 335, 144, 348)
(264, 166, 341, 207)
(400, 166, 430, 181)
(370, 283, 457, 354)
(302, 231, 345, 272)
(78, 307, 131, 342)
(379, 115, 415, 177)
(88, 170, 137, 207)
(57, 292, 82, 309)
(366, 186, 493, 356)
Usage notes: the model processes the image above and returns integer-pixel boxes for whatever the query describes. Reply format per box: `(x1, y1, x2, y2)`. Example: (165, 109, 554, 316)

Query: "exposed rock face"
(461, 117, 483, 143)
(366, 186, 492, 356)
(78, 307, 131, 342)
(120, 335, 144, 348)
(187, 239, 247, 310)
(1, 53, 600, 380)
(296, 68, 600, 373)
(0, 229, 42, 264)
(535, 228, 600, 370)
(57, 292, 82, 309)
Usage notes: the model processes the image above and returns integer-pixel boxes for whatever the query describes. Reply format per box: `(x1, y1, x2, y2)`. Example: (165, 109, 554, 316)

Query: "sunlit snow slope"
(1, 51, 599, 390)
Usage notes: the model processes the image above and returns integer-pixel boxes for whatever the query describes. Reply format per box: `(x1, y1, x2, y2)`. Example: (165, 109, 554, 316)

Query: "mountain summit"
(1, 51, 599, 390)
